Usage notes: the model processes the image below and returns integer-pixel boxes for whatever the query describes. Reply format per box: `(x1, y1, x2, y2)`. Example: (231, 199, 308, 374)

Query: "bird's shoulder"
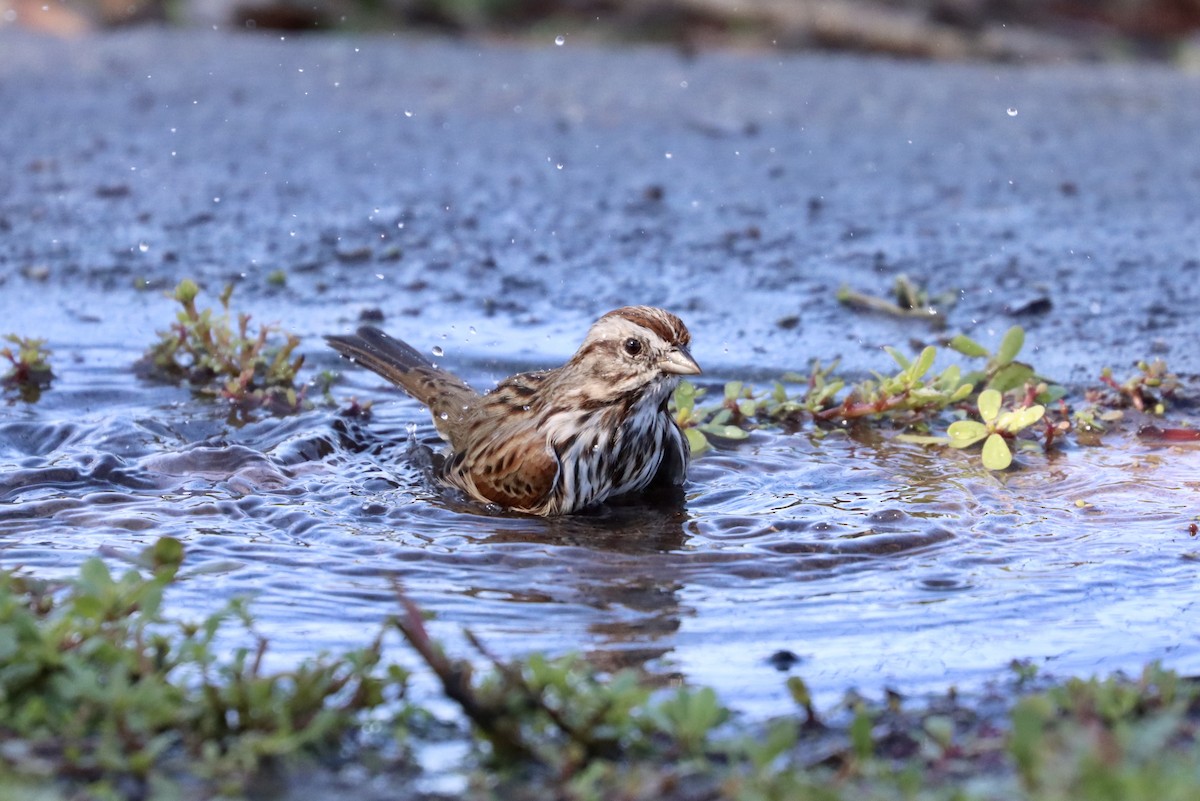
(476, 369, 555, 412)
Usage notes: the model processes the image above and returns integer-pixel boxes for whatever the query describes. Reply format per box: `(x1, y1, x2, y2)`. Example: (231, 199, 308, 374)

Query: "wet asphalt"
(1, 29, 1198, 386)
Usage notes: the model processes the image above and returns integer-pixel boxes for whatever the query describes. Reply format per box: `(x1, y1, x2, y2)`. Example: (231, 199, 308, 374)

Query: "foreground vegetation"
(2, 542, 1198, 800)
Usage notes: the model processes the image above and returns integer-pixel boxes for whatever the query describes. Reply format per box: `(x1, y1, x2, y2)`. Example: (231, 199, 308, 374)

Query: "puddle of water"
(2, 346, 1198, 716)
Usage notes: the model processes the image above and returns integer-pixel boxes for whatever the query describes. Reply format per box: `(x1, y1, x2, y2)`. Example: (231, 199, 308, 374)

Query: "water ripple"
(2, 386, 1198, 713)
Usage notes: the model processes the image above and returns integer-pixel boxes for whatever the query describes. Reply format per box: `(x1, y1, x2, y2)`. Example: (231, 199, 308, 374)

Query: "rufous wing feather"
(448, 422, 561, 512)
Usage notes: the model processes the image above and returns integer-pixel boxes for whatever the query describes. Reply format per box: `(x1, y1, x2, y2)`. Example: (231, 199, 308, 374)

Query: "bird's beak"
(659, 346, 702, 376)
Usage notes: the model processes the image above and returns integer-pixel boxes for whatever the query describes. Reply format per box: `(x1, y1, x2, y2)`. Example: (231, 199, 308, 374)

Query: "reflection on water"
(2, 372, 1199, 714)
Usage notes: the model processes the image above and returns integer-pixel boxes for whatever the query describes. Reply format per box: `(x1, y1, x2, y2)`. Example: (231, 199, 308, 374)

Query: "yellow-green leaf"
(895, 434, 952, 446)
(995, 326, 1025, 366)
(947, 420, 988, 448)
(884, 346, 911, 371)
(685, 428, 709, 454)
(988, 362, 1033, 393)
(909, 346, 937, 381)
(673, 381, 696, 415)
(977, 389, 1002, 423)
(949, 383, 975, 403)
(700, 423, 749, 440)
(1012, 404, 1045, 429)
(982, 432, 1013, 470)
(948, 335, 989, 358)
(174, 279, 199, 303)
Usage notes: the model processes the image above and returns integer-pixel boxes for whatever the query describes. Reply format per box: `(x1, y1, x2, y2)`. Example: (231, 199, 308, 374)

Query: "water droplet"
(522, 405, 531, 412)
(432, 345, 444, 357)
(468, 326, 477, 335)
(554, 34, 565, 46)
(406, 421, 417, 435)
(1006, 107, 1018, 117)
(137, 242, 149, 253)
(555, 163, 564, 170)
(404, 110, 413, 118)
(439, 412, 449, 421)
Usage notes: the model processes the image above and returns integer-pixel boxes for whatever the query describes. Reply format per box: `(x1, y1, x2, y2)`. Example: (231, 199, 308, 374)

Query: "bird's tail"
(326, 326, 477, 438)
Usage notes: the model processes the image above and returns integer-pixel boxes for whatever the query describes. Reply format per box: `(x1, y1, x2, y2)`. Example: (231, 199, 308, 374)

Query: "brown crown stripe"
(602, 306, 690, 347)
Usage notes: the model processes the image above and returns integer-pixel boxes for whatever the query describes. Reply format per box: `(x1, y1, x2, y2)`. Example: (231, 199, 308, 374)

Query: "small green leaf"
(151, 537, 184, 575)
(174, 279, 199, 303)
(724, 381, 743, 400)
(78, 558, 114, 595)
(947, 420, 989, 448)
(977, 389, 1002, 423)
(924, 715, 955, 749)
(700, 423, 749, 440)
(982, 432, 1013, 470)
(884, 346, 911, 371)
(1005, 404, 1046, 432)
(685, 428, 709, 454)
(673, 381, 696, 415)
(895, 434, 952, 446)
(786, 676, 811, 708)
(949, 382, 975, 403)
(995, 326, 1025, 366)
(1037, 384, 1068, 404)
(948, 335, 989, 358)
(850, 706, 874, 761)
(737, 399, 758, 417)
(909, 345, 937, 382)
(988, 362, 1034, 393)
(71, 594, 106, 620)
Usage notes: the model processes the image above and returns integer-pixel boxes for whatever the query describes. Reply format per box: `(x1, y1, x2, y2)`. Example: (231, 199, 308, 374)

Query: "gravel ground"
(1, 29, 1198, 386)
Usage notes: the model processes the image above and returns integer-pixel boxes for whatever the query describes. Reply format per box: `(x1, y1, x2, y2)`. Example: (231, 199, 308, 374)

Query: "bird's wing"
(449, 419, 561, 513)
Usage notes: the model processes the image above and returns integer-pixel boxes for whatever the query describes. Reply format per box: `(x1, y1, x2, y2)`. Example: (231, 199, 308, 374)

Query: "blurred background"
(4, 0, 1200, 64)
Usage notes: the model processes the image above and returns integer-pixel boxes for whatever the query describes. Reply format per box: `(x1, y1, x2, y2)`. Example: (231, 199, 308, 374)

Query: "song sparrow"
(326, 306, 701, 515)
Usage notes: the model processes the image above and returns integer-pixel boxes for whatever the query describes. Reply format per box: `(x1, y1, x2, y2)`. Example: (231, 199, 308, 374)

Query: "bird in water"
(326, 306, 700, 515)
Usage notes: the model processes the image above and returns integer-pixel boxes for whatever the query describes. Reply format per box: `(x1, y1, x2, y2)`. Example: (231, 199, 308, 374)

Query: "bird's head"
(569, 306, 701, 402)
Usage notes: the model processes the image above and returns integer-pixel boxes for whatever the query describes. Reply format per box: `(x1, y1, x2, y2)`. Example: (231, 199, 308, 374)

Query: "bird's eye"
(623, 338, 643, 356)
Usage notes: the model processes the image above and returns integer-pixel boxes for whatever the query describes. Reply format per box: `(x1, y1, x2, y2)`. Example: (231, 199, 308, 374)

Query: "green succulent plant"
(1, 334, 54, 402)
(946, 388, 1046, 470)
